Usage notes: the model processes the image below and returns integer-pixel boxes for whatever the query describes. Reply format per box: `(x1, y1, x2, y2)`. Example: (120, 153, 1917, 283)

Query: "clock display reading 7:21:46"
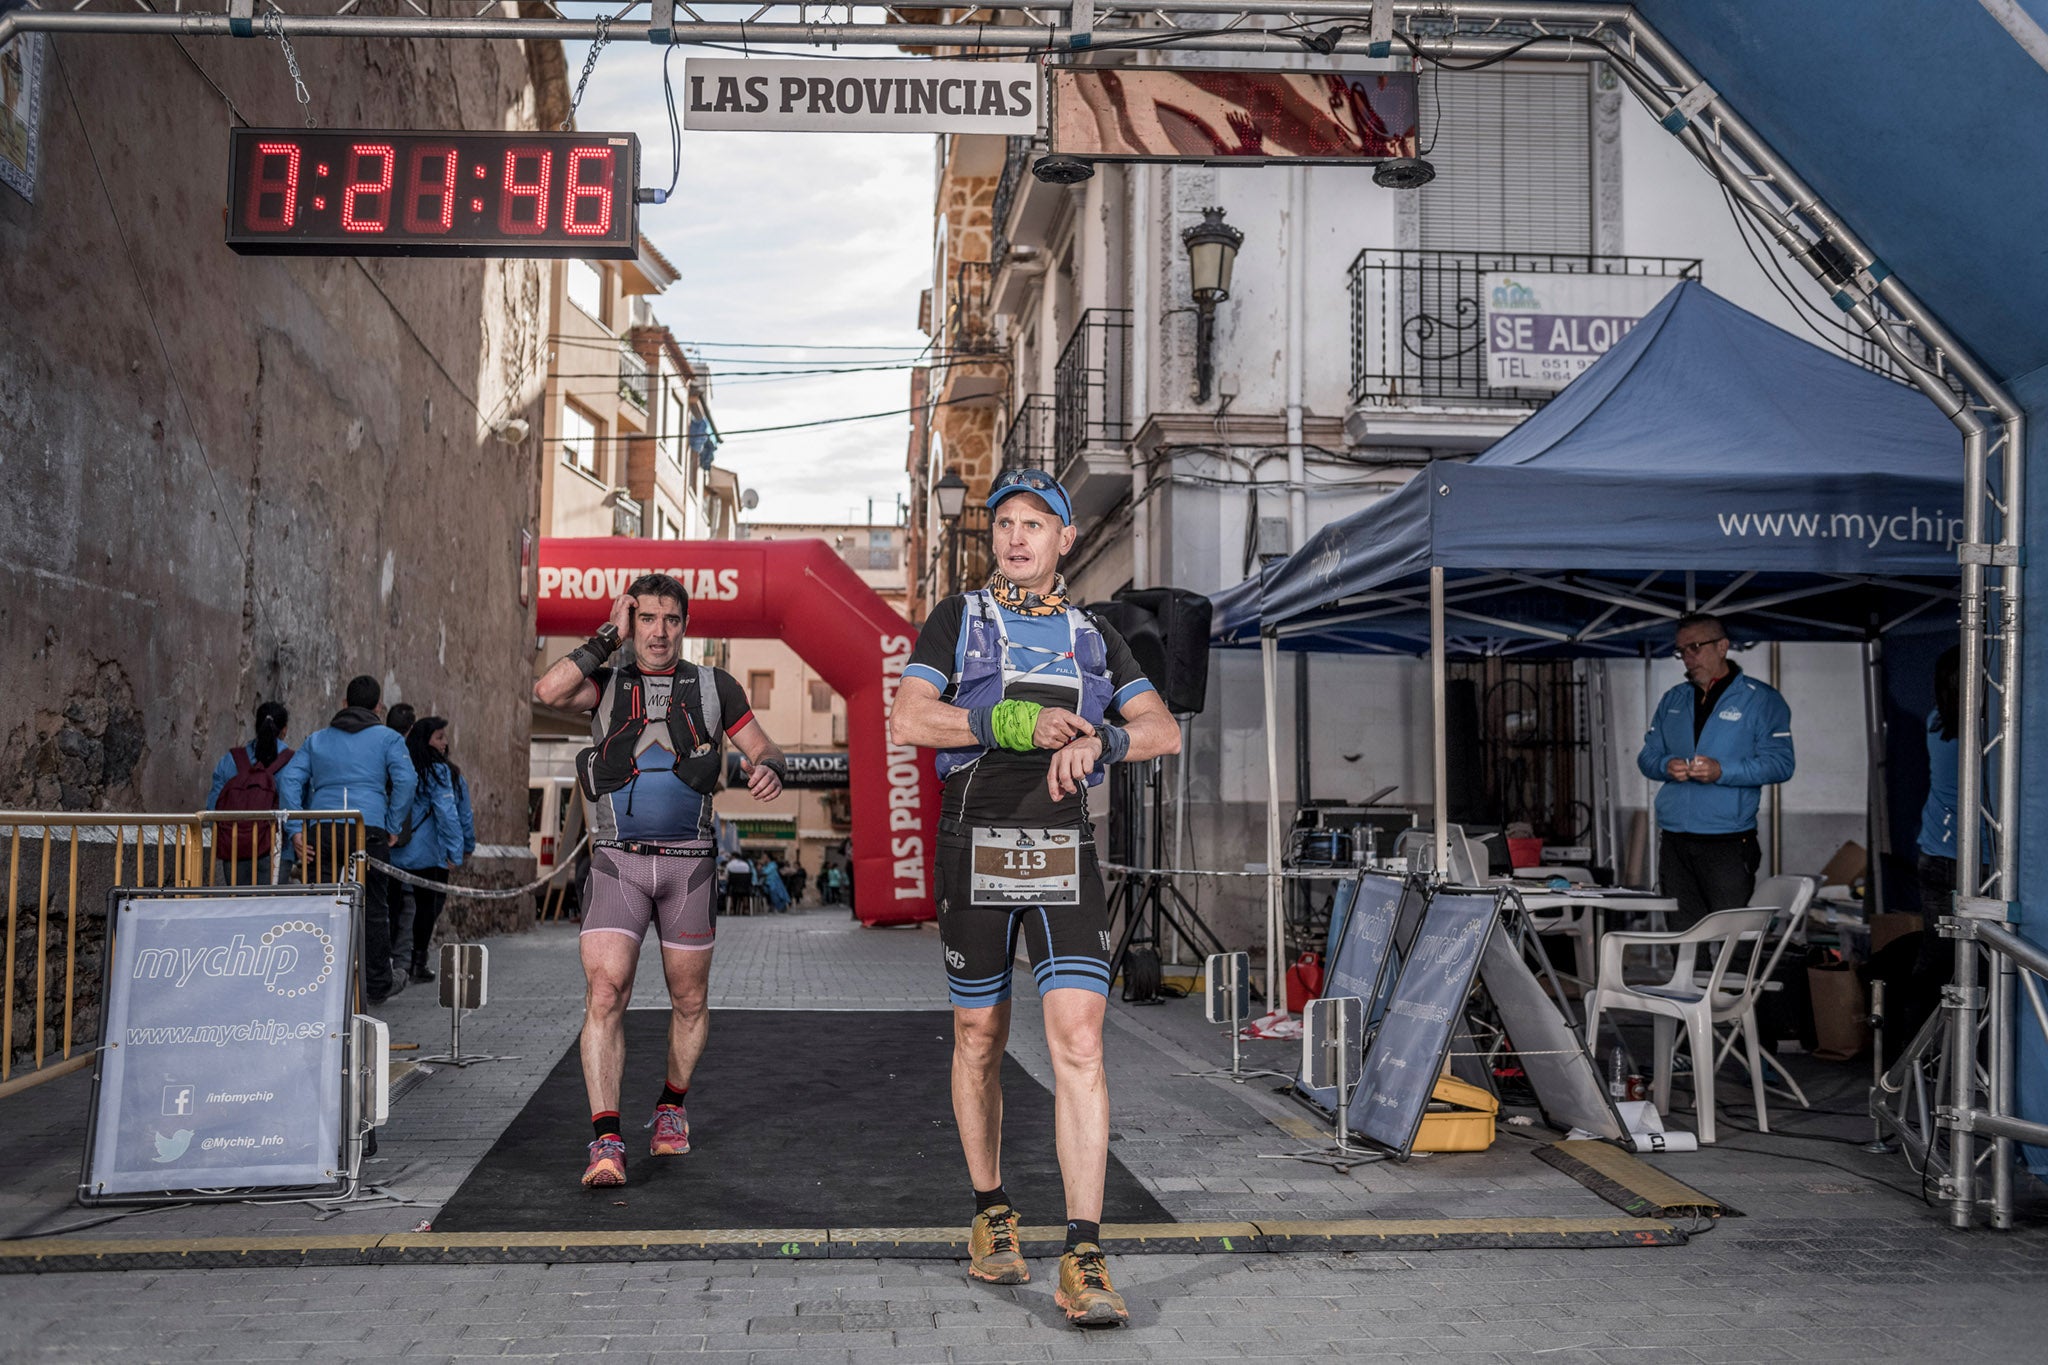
(225, 128, 640, 259)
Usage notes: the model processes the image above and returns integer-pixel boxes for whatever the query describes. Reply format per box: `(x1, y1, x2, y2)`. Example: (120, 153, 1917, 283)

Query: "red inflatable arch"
(537, 538, 938, 926)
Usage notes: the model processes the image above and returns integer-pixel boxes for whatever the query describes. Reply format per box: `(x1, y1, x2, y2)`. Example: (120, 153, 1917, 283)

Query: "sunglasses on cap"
(985, 467, 1075, 525)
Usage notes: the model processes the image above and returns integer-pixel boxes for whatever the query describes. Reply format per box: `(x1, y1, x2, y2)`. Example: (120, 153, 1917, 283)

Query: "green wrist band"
(990, 699, 1043, 752)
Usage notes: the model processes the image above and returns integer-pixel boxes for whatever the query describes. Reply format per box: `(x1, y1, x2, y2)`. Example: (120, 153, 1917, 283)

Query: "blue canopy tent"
(1232, 280, 1964, 656)
(1215, 280, 1964, 1030)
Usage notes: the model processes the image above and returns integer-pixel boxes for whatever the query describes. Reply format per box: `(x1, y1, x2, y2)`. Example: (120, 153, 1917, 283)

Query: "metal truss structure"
(6, 0, 2035, 1227)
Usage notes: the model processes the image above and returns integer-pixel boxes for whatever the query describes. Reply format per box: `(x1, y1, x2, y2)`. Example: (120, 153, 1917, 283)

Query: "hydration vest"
(575, 662, 725, 802)
(933, 590, 1115, 785)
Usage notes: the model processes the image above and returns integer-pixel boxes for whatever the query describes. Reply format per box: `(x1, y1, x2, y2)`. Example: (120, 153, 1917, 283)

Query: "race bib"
(969, 827, 1081, 906)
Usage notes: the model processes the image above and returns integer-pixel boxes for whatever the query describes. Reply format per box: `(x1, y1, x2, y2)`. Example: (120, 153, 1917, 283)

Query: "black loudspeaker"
(1444, 677, 1484, 824)
(1085, 588, 1213, 716)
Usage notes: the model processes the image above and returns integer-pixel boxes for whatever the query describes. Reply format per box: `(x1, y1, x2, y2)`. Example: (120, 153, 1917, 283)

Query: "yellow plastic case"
(1412, 1074, 1499, 1153)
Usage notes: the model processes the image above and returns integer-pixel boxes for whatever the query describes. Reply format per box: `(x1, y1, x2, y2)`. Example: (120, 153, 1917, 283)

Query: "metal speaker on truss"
(1373, 156, 1437, 190)
(1032, 153, 1096, 184)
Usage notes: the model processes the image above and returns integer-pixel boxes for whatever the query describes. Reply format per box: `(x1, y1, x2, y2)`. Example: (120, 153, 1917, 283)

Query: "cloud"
(566, 43, 934, 524)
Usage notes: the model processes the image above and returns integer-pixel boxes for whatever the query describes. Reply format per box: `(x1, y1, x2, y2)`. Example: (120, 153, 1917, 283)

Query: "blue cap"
(984, 468, 1074, 525)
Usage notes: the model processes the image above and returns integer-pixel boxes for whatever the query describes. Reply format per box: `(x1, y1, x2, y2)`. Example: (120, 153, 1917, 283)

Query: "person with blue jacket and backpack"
(277, 676, 417, 1003)
(1637, 613, 1797, 929)
(391, 717, 468, 983)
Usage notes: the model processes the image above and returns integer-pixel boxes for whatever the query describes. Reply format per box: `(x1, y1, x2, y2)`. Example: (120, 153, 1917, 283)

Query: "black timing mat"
(431, 1009, 1171, 1233)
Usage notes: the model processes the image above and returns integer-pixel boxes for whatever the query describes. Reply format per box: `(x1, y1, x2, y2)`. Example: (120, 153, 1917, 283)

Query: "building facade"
(0, 28, 566, 933)
(911, 48, 1885, 947)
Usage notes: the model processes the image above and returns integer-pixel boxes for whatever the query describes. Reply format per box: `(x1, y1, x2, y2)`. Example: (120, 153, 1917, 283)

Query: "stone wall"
(0, 30, 558, 1061)
(0, 33, 556, 877)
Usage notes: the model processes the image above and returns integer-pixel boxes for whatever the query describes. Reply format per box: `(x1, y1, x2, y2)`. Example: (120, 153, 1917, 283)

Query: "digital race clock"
(226, 128, 640, 259)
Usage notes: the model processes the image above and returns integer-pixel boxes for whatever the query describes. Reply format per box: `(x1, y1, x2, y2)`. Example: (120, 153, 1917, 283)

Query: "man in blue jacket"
(277, 675, 418, 1003)
(1637, 614, 1796, 929)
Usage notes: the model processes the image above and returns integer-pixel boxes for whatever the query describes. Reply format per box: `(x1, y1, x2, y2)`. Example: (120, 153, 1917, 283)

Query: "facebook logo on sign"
(162, 1085, 194, 1117)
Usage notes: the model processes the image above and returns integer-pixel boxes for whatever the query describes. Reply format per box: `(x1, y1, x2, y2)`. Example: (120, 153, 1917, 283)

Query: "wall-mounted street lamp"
(1181, 206, 1244, 405)
(934, 467, 968, 594)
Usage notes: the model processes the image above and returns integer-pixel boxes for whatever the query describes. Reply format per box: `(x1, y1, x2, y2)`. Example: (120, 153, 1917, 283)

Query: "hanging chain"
(262, 4, 315, 128)
(560, 13, 615, 130)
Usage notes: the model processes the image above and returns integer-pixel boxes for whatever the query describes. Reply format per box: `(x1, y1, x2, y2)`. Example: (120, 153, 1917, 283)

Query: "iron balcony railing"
(1348, 249, 1703, 407)
(1053, 309, 1133, 474)
(1001, 393, 1056, 473)
(618, 346, 651, 410)
(990, 134, 1035, 269)
(949, 260, 1001, 357)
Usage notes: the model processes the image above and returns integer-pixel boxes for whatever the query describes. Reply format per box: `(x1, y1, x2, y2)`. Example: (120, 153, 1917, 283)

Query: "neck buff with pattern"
(986, 571, 1070, 617)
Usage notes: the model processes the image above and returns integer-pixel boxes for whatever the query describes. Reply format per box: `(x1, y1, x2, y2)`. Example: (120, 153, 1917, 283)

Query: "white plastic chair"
(1584, 906, 1775, 1144)
(1704, 874, 1818, 1120)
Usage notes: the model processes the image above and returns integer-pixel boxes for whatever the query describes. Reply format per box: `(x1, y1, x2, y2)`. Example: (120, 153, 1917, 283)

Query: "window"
(560, 403, 601, 477)
(748, 670, 774, 710)
(809, 680, 833, 713)
(867, 530, 896, 570)
(1418, 69, 1591, 253)
(568, 259, 606, 323)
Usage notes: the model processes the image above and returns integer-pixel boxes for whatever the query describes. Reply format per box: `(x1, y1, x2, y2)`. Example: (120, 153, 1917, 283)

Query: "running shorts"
(934, 825, 1112, 1007)
(581, 840, 717, 951)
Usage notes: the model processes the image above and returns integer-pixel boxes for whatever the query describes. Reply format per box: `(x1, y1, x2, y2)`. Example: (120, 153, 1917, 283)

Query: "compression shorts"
(581, 840, 717, 951)
(934, 826, 1112, 1007)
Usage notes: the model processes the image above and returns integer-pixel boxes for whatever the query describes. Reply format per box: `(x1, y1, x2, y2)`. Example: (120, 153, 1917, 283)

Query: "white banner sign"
(1482, 272, 1683, 391)
(683, 59, 1040, 134)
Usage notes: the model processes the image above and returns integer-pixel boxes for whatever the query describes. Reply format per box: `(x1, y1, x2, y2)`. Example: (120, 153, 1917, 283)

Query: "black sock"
(974, 1185, 1010, 1214)
(659, 1084, 688, 1109)
(1064, 1219, 1100, 1251)
(592, 1111, 622, 1142)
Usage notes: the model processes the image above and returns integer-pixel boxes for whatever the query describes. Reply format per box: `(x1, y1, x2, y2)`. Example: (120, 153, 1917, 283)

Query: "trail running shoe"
(581, 1135, 627, 1187)
(1054, 1242, 1128, 1327)
(650, 1103, 691, 1156)
(967, 1204, 1029, 1284)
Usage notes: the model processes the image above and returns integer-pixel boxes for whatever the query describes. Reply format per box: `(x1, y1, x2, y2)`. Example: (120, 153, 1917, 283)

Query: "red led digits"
(498, 146, 553, 235)
(246, 141, 302, 231)
(562, 146, 614, 236)
(341, 143, 396, 233)
(403, 143, 459, 233)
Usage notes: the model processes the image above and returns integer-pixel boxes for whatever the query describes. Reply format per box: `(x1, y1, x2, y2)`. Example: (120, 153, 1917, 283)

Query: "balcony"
(610, 495, 643, 538)
(949, 260, 1001, 356)
(990, 135, 1033, 269)
(618, 346, 651, 411)
(1053, 309, 1133, 522)
(1001, 393, 1056, 473)
(1347, 249, 1700, 449)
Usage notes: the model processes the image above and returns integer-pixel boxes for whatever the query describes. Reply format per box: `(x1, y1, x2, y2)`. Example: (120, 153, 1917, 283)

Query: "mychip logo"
(131, 923, 337, 998)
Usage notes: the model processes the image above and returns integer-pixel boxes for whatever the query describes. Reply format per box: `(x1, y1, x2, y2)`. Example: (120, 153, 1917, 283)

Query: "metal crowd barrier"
(0, 809, 364, 1097)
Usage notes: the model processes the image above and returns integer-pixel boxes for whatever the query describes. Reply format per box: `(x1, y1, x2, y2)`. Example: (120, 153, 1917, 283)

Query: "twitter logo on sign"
(152, 1129, 194, 1163)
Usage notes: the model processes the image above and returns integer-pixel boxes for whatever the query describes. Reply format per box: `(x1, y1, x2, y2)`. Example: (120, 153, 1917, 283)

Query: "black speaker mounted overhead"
(1084, 587, 1214, 717)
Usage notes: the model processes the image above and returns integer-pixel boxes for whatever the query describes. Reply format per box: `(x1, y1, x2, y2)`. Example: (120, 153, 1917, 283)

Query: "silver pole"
(1432, 567, 1450, 878)
(1262, 634, 1284, 1007)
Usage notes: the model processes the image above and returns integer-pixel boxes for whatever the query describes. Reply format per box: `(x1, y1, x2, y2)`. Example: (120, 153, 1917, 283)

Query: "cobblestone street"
(3, 908, 2046, 1362)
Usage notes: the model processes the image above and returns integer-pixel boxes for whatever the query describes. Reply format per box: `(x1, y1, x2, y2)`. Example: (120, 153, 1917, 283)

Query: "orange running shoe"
(650, 1103, 691, 1156)
(1054, 1243, 1129, 1327)
(967, 1204, 1029, 1284)
(581, 1135, 627, 1187)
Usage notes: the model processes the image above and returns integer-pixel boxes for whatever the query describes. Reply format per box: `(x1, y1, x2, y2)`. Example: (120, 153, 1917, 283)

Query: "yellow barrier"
(0, 810, 365, 1095)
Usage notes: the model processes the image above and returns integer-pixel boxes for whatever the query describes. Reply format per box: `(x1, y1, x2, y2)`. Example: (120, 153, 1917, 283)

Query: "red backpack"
(216, 746, 294, 860)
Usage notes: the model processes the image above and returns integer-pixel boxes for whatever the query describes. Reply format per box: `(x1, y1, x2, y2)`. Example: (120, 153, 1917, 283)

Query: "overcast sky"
(566, 42, 935, 526)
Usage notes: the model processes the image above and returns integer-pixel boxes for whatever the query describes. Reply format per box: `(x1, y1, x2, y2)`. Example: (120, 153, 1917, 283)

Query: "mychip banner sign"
(1482, 272, 1684, 390)
(683, 59, 1040, 135)
(81, 889, 357, 1202)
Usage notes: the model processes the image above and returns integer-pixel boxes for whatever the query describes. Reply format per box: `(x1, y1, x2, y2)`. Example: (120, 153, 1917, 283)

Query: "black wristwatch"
(594, 622, 621, 650)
